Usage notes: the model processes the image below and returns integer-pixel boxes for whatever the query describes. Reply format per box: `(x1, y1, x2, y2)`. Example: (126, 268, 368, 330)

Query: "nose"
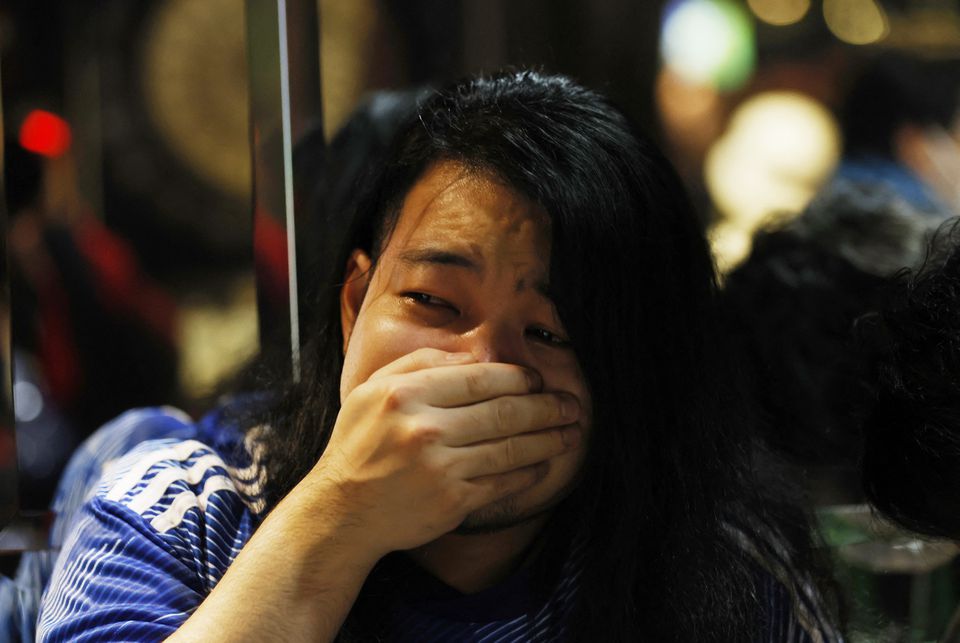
(458, 322, 529, 367)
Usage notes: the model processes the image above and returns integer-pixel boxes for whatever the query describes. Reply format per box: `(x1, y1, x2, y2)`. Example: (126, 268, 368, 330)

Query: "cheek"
(339, 314, 459, 400)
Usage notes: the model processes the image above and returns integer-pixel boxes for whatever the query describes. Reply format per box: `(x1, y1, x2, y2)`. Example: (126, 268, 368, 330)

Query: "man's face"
(339, 160, 591, 532)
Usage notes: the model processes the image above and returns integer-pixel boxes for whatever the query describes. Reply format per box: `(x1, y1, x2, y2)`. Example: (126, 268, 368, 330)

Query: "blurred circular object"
(705, 91, 840, 234)
(95, 0, 251, 269)
(141, 0, 249, 199)
(660, 0, 756, 91)
(823, 0, 889, 45)
(13, 381, 43, 423)
(19, 110, 72, 158)
(747, 0, 810, 26)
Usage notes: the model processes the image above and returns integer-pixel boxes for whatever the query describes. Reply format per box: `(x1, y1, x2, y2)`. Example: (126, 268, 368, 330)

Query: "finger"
(441, 392, 580, 446)
(403, 362, 543, 407)
(463, 461, 549, 508)
(451, 425, 581, 478)
(367, 348, 476, 382)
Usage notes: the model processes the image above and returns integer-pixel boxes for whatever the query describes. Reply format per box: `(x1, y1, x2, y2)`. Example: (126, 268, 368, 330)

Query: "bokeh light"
(661, 0, 756, 91)
(705, 91, 841, 268)
(747, 0, 811, 26)
(19, 110, 72, 158)
(13, 382, 43, 423)
(823, 0, 889, 45)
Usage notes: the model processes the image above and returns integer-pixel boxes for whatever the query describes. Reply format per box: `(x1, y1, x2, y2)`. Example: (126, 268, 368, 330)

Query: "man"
(38, 71, 840, 641)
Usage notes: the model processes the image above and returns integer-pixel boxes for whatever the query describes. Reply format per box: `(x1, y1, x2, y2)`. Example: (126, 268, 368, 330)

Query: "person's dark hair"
(841, 52, 960, 159)
(861, 220, 960, 539)
(251, 70, 834, 640)
(722, 181, 941, 471)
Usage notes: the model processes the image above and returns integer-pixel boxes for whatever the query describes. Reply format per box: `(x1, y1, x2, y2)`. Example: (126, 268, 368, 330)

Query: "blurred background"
(1, 0, 960, 639)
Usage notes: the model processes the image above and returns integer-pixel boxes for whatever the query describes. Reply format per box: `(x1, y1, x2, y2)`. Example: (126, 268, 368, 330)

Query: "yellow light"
(704, 91, 841, 235)
(823, 0, 890, 45)
(709, 221, 754, 276)
(747, 0, 811, 26)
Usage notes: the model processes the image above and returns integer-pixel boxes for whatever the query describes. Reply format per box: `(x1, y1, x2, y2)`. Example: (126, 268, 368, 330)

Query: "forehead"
(381, 161, 551, 266)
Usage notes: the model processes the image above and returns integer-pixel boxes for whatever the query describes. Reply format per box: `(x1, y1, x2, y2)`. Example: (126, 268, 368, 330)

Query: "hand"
(302, 348, 581, 555)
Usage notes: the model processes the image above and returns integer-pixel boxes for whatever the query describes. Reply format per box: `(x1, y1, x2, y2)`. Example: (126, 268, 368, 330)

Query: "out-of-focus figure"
(861, 221, 960, 541)
(837, 53, 960, 216)
(5, 115, 180, 508)
(722, 181, 946, 503)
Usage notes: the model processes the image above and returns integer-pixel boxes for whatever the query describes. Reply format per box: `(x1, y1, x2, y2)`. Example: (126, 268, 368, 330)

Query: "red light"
(19, 110, 72, 158)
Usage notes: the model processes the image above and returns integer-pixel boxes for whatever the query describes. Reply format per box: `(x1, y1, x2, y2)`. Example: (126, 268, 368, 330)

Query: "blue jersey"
(33, 407, 842, 642)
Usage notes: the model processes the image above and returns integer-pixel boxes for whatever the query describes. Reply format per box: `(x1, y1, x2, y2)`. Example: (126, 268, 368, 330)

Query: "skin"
(338, 160, 592, 531)
(169, 160, 590, 641)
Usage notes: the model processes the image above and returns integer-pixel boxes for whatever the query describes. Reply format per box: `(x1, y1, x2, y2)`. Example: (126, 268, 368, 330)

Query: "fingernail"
(526, 369, 543, 392)
(561, 395, 579, 419)
(562, 426, 581, 448)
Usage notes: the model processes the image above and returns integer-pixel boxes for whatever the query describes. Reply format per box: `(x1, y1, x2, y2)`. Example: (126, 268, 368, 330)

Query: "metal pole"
(246, 0, 322, 383)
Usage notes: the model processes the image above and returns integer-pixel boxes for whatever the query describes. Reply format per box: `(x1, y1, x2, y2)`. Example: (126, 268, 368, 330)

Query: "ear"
(340, 249, 373, 353)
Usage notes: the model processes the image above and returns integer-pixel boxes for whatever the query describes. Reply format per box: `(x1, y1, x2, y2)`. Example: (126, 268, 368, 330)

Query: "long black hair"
(861, 220, 960, 539)
(250, 70, 832, 641)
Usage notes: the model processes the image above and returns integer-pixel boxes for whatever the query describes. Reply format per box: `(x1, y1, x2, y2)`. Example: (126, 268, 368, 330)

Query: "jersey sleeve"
(37, 437, 262, 642)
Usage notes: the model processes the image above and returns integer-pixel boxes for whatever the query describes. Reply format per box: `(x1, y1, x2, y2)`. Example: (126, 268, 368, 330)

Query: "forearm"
(167, 486, 380, 643)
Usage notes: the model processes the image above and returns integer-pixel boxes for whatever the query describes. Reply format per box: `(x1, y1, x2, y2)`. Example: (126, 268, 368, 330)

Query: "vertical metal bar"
(246, 0, 321, 383)
(277, 0, 301, 382)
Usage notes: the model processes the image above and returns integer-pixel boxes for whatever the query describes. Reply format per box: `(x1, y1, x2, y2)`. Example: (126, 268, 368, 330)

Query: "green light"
(661, 0, 756, 91)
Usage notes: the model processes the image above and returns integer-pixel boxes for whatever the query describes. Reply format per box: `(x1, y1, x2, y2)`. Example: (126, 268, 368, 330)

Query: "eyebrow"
(398, 246, 555, 300)
(398, 247, 483, 273)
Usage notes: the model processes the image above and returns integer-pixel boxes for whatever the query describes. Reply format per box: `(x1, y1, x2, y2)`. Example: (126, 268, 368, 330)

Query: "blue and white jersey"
(36, 406, 267, 642)
(34, 407, 843, 642)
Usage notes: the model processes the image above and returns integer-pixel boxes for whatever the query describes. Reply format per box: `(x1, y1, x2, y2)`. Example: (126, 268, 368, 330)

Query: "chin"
(454, 497, 530, 535)
(453, 478, 578, 536)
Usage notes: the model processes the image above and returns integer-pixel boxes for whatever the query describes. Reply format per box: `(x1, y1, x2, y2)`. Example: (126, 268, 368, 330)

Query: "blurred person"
(4, 137, 180, 507)
(838, 52, 960, 216)
(38, 71, 841, 642)
(722, 181, 944, 502)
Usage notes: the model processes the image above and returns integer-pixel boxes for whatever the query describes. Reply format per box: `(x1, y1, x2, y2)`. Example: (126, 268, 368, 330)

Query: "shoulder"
(52, 407, 196, 513)
(97, 423, 268, 537)
(38, 408, 271, 640)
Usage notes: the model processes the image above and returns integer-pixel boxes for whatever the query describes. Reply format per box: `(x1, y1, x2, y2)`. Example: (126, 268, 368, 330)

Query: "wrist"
(267, 473, 386, 575)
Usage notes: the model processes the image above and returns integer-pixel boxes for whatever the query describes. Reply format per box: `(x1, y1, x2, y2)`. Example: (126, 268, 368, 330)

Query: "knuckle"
(503, 437, 522, 468)
(464, 372, 489, 398)
(379, 381, 412, 411)
(398, 421, 443, 449)
(495, 398, 516, 429)
(485, 450, 501, 473)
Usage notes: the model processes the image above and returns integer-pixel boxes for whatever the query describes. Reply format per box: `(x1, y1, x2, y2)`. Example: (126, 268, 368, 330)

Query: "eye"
(526, 326, 571, 348)
(404, 292, 459, 313)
